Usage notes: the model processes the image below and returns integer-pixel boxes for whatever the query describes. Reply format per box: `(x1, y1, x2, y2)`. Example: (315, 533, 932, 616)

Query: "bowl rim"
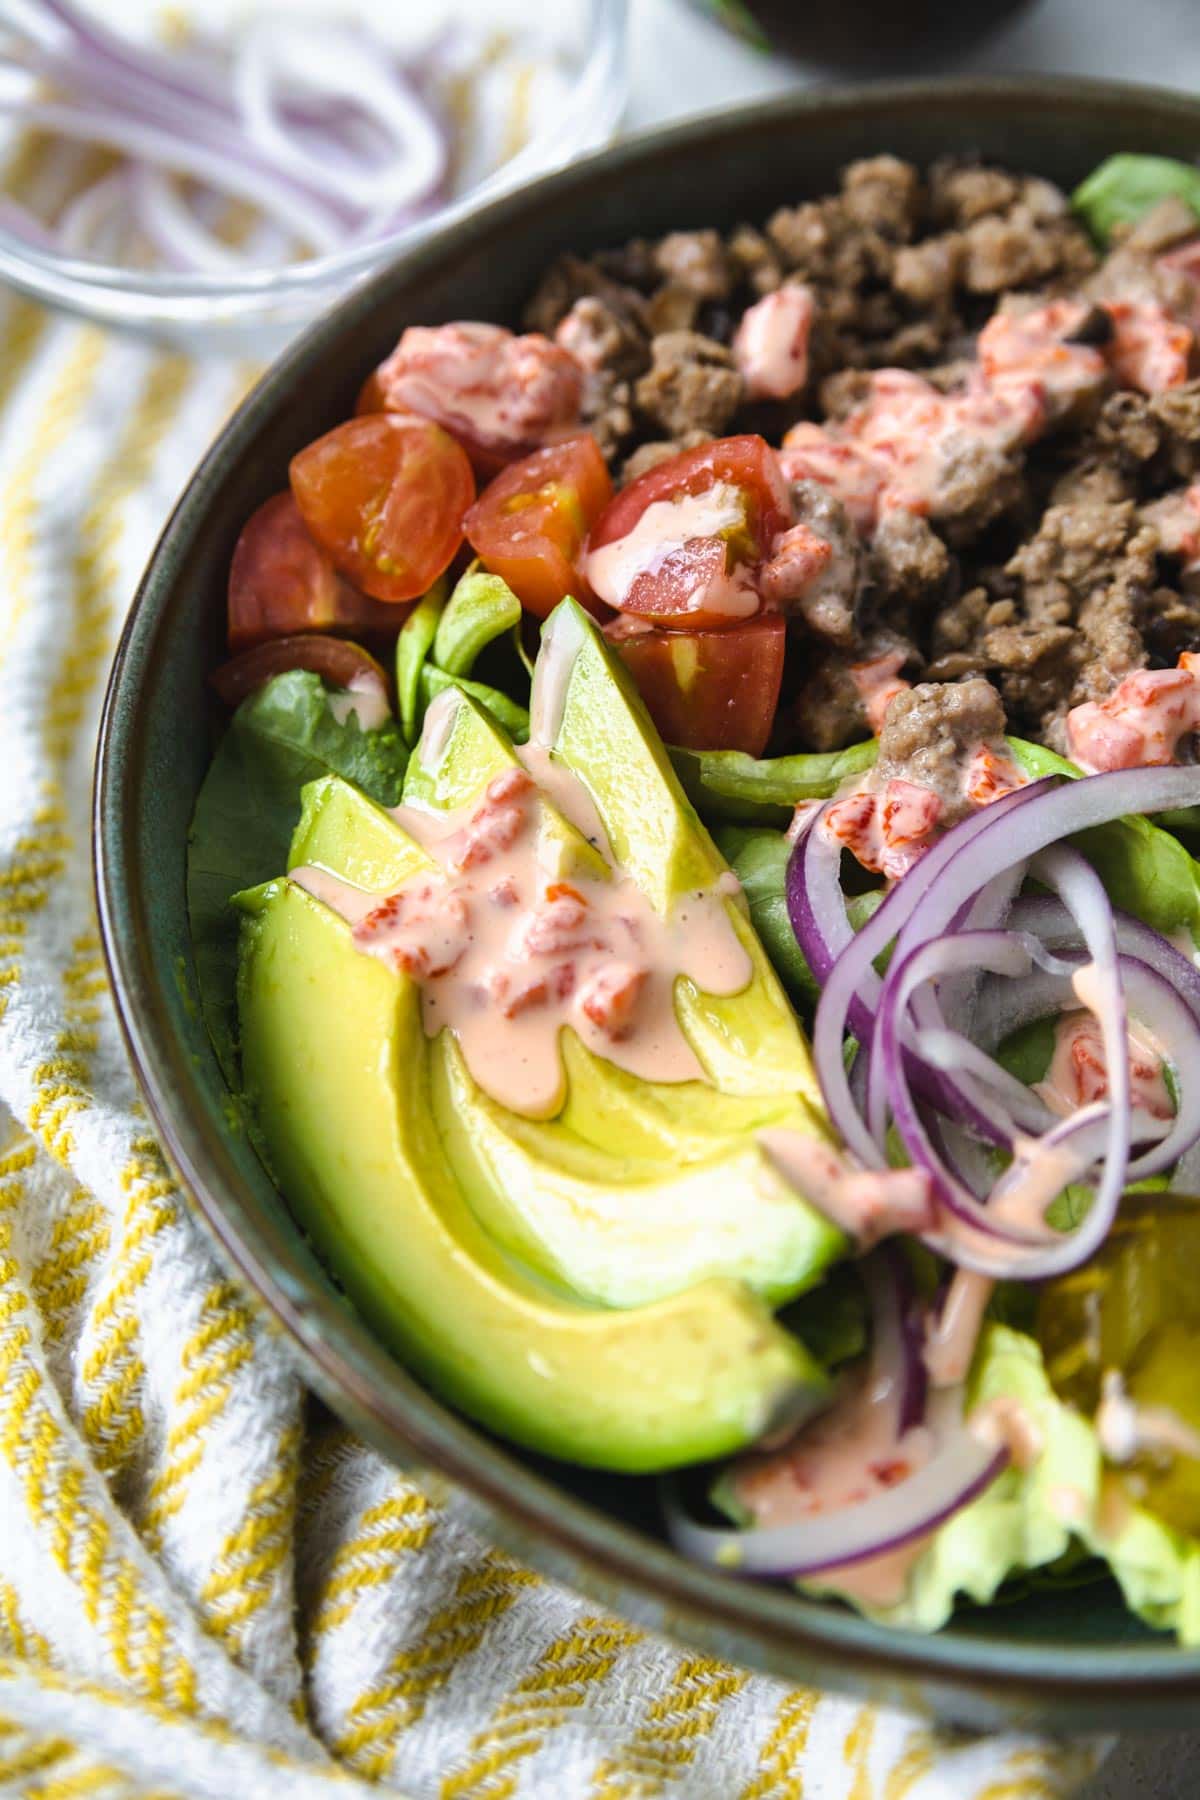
(95, 72, 1200, 1722)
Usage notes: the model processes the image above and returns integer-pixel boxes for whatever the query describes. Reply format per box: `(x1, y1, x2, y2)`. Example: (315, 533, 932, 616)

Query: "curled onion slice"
(662, 1387, 1007, 1580)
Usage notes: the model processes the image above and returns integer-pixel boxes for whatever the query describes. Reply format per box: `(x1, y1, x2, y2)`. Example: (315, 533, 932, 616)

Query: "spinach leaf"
(432, 563, 523, 678)
(715, 823, 883, 1005)
(672, 738, 879, 826)
(395, 577, 448, 744)
(1074, 153, 1200, 245)
(187, 670, 408, 1084)
(1009, 736, 1200, 944)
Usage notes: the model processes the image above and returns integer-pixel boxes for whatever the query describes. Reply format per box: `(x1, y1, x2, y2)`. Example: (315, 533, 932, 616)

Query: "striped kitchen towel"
(0, 280, 1114, 1799)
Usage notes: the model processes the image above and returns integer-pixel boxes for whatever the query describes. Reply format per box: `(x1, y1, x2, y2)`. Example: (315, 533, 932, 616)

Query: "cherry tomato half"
(210, 633, 392, 710)
(290, 414, 475, 604)
(358, 321, 583, 473)
(227, 492, 399, 652)
(464, 435, 613, 619)
(586, 435, 792, 630)
(606, 613, 786, 757)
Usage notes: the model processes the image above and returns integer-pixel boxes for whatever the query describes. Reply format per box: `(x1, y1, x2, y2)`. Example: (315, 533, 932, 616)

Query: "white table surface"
(624, 2, 1200, 1793)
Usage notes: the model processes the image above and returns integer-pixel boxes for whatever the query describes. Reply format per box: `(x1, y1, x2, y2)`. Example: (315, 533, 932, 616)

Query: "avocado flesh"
(280, 681, 841, 1306)
(533, 599, 819, 1101)
(237, 879, 828, 1470)
(433, 1032, 841, 1309)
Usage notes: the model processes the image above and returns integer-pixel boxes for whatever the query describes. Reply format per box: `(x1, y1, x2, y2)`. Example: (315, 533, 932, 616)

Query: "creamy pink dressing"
(325, 672, 392, 734)
(292, 747, 752, 1118)
(757, 1130, 934, 1246)
(988, 1135, 1090, 1240)
(375, 321, 582, 452)
(780, 294, 1194, 535)
(732, 1361, 937, 1530)
(756, 520, 835, 609)
(850, 650, 910, 735)
(732, 284, 814, 400)
(585, 483, 760, 619)
(1066, 653, 1200, 772)
(968, 1394, 1044, 1471)
(1036, 1007, 1173, 1124)
(819, 740, 1024, 884)
(924, 1270, 995, 1388)
(779, 366, 1035, 533)
(1096, 1369, 1200, 1466)
(824, 778, 943, 882)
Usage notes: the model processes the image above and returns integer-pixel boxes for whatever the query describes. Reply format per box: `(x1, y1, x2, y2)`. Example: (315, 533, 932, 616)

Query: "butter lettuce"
(1087, 1488, 1200, 1643)
(801, 1326, 1101, 1631)
(737, 1321, 1200, 1643)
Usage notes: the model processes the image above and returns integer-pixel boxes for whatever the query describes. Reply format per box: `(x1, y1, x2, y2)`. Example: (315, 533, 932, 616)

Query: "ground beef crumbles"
(523, 154, 1200, 757)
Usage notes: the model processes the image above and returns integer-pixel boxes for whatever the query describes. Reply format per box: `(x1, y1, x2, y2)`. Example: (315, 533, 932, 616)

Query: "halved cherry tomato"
(290, 414, 475, 604)
(586, 435, 791, 630)
(464, 435, 613, 619)
(358, 321, 583, 473)
(210, 633, 392, 711)
(227, 492, 399, 651)
(606, 613, 786, 757)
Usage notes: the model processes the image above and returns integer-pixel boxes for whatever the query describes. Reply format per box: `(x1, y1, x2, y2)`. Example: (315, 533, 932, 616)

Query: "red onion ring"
(662, 1387, 1007, 1580)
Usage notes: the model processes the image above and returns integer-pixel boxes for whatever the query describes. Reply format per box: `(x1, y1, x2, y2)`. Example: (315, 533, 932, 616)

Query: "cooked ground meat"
(528, 154, 1200, 754)
(653, 229, 734, 299)
(621, 431, 713, 483)
(870, 510, 951, 606)
(634, 330, 744, 438)
(779, 481, 864, 646)
(875, 678, 1008, 823)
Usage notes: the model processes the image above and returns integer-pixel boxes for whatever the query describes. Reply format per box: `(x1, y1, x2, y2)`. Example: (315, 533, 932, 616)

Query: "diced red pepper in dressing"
(850, 650, 911, 736)
(360, 321, 584, 471)
(1036, 1009, 1174, 1124)
(1065, 653, 1200, 772)
(1105, 300, 1193, 394)
(824, 778, 943, 882)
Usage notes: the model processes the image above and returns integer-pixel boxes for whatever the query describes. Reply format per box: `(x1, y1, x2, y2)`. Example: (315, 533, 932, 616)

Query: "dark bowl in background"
(679, 0, 1035, 73)
(95, 77, 1200, 1733)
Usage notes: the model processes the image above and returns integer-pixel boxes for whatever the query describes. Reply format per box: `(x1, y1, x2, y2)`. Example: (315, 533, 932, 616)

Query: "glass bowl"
(0, 0, 629, 349)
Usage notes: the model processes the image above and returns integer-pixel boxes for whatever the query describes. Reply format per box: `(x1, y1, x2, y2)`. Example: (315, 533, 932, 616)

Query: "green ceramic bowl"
(95, 76, 1200, 1733)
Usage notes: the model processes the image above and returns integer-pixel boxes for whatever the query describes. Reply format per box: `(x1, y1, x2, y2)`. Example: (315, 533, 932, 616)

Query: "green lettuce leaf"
(1086, 1491, 1200, 1642)
(800, 1326, 1101, 1631)
(395, 577, 448, 745)
(670, 739, 879, 827)
(186, 670, 408, 1083)
(1074, 153, 1200, 246)
(1010, 736, 1200, 944)
(723, 1321, 1200, 1642)
(432, 563, 523, 677)
(715, 824, 883, 1006)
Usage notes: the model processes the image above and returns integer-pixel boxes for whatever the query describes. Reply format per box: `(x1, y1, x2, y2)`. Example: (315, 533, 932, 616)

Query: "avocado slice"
(433, 1031, 841, 1309)
(281, 679, 843, 1306)
(531, 599, 819, 1101)
(237, 878, 828, 1469)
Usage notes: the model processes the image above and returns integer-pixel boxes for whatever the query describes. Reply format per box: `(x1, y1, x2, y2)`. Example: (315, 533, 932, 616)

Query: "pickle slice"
(1036, 1193, 1200, 1535)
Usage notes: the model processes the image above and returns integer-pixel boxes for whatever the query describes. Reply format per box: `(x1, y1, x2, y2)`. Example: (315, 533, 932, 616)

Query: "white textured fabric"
(0, 284, 1114, 1798)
